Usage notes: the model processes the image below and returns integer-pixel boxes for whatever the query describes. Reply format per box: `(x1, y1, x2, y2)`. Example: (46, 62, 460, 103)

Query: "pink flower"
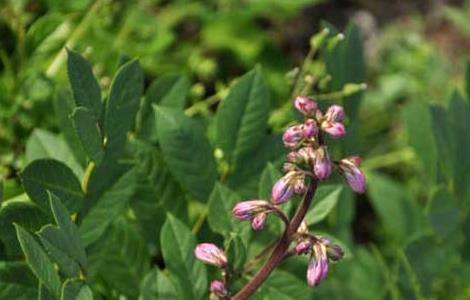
(271, 173, 295, 204)
(210, 280, 228, 298)
(194, 243, 227, 268)
(251, 213, 267, 231)
(303, 119, 318, 138)
(321, 121, 346, 138)
(338, 156, 366, 193)
(306, 243, 329, 287)
(295, 239, 312, 255)
(232, 200, 271, 220)
(313, 147, 332, 180)
(283, 124, 304, 148)
(325, 105, 345, 122)
(294, 96, 318, 116)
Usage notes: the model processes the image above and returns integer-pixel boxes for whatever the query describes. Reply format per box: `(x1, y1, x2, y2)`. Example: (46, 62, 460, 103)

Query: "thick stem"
(232, 180, 318, 300)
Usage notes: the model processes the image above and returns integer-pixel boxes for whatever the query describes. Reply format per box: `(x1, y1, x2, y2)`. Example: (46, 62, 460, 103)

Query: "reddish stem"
(231, 180, 318, 300)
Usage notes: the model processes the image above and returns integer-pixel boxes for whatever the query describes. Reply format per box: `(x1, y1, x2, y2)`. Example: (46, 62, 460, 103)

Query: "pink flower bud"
(303, 119, 318, 138)
(318, 237, 344, 261)
(286, 151, 301, 163)
(194, 243, 227, 268)
(338, 157, 366, 193)
(321, 121, 346, 138)
(325, 105, 345, 122)
(306, 243, 329, 287)
(210, 280, 228, 298)
(295, 239, 312, 255)
(293, 173, 306, 194)
(297, 147, 315, 165)
(313, 147, 332, 180)
(283, 124, 304, 148)
(283, 162, 296, 173)
(271, 172, 295, 204)
(251, 213, 267, 231)
(232, 200, 271, 220)
(294, 96, 318, 116)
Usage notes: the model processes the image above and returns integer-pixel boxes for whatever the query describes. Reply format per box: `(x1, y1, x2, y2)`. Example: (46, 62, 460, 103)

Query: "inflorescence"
(194, 96, 366, 299)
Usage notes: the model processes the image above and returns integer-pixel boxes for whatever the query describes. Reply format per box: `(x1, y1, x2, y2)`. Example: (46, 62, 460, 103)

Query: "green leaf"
(207, 183, 241, 236)
(0, 262, 37, 299)
(465, 60, 470, 100)
(215, 68, 271, 166)
(60, 279, 93, 300)
(0, 201, 51, 257)
(87, 219, 149, 298)
(15, 224, 61, 299)
(67, 49, 102, 120)
(138, 75, 190, 141)
(25, 129, 84, 179)
(71, 107, 104, 164)
(253, 270, 313, 300)
(449, 91, 470, 201)
(139, 268, 178, 300)
(155, 106, 217, 200)
(160, 214, 207, 300)
(105, 59, 144, 151)
(258, 162, 282, 200)
(79, 168, 138, 247)
(426, 187, 460, 240)
(21, 159, 84, 213)
(402, 101, 437, 182)
(430, 105, 453, 181)
(225, 234, 247, 273)
(306, 185, 342, 225)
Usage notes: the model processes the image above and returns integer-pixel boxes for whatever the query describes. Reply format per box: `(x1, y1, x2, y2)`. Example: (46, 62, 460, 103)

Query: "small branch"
(232, 180, 318, 300)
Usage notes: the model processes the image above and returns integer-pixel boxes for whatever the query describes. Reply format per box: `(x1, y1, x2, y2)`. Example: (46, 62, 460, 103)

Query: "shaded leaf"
(207, 183, 241, 236)
(71, 107, 104, 164)
(306, 185, 342, 225)
(139, 267, 178, 300)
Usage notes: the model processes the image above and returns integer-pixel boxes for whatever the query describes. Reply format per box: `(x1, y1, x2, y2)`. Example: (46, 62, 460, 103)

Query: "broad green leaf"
(60, 279, 93, 300)
(131, 140, 187, 255)
(449, 91, 470, 201)
(53, 89, 87, 166)
(138, 74, 190, 141)
(306, 185, 342, 225)
(258, 162, 282, 200)
(105, 59, 143, 151)
(25, 129, 84, 178)
(426, 187, 460, 240)
(367, 173, 424, 242)
(87, 219, 149, 298)
(430, 105, 453, 181)
(160, 214, 207, 300)
(0, 262, 37, 299)
(37, 225, 81, 277)
(0, 201, 51, 257)
(39, 282, 56, 300)
(25, 13, 63, 54)
(225, 234, 247, 273)
(67, 49, 102, 120)
(71, 107, 104, 164)
(15, 224, 61, 299)
(465, 60, 470, 100)
(253, 270, 313, 300)
(139, 268, 178, 300)
(215, 68, 271, 166)
(79, 168, 138, 247)
(207, 183, 241, 236)
(402, 101, 437, 182)
(155, 106, 217, 200)
(0, 282, 37, 300)
(21, 159, 84, 213)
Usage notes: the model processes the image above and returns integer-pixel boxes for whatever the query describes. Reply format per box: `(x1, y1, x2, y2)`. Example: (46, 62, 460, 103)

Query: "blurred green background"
(1, 0, 470, 299)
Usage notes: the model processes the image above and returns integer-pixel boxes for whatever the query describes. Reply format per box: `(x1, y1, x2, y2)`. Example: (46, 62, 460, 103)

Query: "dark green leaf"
(105, 59, 143, 151)
(215, 68, 271, 166)
(225, 234, 247, 273)
(15, 224, 61, 299)
(426, 187, 460, 240)
(60, 279, 93, 300)
(306, 185, 342, 225)
(253, 270, 313, 300)
(160, 214, 207, 300)
(71, 107, 104, 164)
(0, 261, 37, 299)
(258, 162, 282, 200)
(21, 159, 84, 213)
(139, 267, 178, 300)
(67, 49, 102, 120)
(155, 106, 217, 200)
(207, 183, 241, 236)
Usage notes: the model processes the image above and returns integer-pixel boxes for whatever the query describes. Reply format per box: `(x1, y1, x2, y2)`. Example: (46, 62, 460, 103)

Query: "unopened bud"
(294, 96, 318, 116)
(271, 173, 295, 205)
(251, 213, 267, 231)
(307, 243, 329, 287)
(338, 157, 366, 193)
(297, 221, 308, 234)
(293, 172, 306, 194)
(342, 83, 367, 96)
(194, 243, 227, 268)
(313, 147, 332, 180)
(295, 239, 312, 255)
(283, 124, 304, 148)
(310, 27, 330, 49)
(324, 105, 345, 122)
(232, 200, 271, 220)
(321, 121, 346, 138)
(303, 119, 318, 138)
(210, 280, 228, 298)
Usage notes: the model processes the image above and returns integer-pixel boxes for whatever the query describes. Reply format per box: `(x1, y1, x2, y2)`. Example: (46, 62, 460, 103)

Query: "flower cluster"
(194, 96, 366, 296)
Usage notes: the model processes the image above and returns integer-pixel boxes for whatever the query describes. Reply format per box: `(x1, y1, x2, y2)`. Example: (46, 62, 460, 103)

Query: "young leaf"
(15, 224, 61, 299)
(215, 68, 271, 166)
(21, 159, 84, 213)
(71, 107, 104, 164)
(305, 185, 342, 225)
(160, 214, 207, 300)
(207, 183, 241, 236)
(66, 49, 102, 120)
(155, 106, 217, 201)
(105, 59, 143, 151)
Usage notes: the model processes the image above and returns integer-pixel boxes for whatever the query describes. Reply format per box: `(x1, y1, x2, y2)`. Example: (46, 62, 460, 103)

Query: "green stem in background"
(397, 249, 426, 300)
(362, 147, 415, 171)
(185, 93, 222, 117)
(46, 0, 104, 77)
(232, 180, 318, 300)
(291, 47, 317, 98)
(370, 244, 401, 300)
(81, 162, 96, 194)
(191, 207, 208, 235)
